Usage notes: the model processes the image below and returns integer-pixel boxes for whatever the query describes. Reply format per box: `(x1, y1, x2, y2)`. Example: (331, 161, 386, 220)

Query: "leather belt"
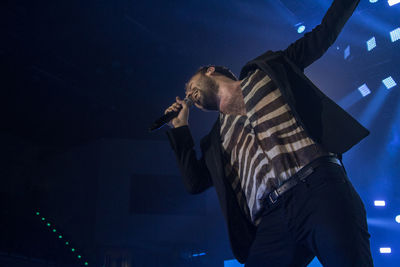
(267, 156, 342, 205)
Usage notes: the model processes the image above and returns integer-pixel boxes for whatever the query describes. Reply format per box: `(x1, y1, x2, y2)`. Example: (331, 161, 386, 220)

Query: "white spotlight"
(297, 25, 306, 34)
(395, 215, 400, 223)
(388, 0, 400, 6)
(374, 200, 386, 206)
(380, 247, 392, 254)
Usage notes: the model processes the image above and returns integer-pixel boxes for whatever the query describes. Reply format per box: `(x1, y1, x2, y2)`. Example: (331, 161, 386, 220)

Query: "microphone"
(149, 98, 193, 132)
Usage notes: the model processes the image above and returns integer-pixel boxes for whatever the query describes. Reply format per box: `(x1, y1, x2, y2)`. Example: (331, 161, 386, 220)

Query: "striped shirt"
(220, 69, 330, 225)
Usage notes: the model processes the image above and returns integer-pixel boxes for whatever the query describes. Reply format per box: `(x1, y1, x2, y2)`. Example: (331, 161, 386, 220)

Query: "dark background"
(1, 0, 399, 266)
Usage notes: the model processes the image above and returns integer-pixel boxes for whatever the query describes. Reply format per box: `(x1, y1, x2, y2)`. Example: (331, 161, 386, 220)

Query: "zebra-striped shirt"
(220, 69, 330, 225)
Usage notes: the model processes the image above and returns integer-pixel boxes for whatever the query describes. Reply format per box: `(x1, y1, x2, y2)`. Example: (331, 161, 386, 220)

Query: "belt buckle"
(269, 190, 278, 204)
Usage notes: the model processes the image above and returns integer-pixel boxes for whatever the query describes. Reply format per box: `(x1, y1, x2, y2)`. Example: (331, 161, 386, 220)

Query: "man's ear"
(206, 66, 215, 76)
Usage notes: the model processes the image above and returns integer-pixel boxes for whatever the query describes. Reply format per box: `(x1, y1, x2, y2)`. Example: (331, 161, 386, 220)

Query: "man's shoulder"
(239, 50, 285, 80)
(253, 50, 283, 61)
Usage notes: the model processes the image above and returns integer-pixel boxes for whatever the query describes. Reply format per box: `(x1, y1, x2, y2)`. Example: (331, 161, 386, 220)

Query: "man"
(164, 0, 373, 266)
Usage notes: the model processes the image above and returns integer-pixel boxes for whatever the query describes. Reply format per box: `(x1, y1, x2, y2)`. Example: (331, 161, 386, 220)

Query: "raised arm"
(284, 0, 360, 71)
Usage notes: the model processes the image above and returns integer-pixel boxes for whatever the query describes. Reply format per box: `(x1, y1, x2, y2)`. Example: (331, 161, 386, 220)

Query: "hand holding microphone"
(149, 96, 193, 132)
(164, 96, 191, 128)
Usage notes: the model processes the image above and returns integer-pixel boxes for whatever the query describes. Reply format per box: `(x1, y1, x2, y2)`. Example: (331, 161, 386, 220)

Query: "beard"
(198, 75, 219, 111)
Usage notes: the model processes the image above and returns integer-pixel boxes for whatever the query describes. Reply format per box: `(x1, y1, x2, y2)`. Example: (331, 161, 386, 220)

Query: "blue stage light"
(369, 0, 378, 3)
(374, 200, 386, 206)
(224, 259, 244, 267)
(388, 0, 400, 6)
(192, 252, 206, 257)
(382, 76, 397, 89)
(395, 215, 400, 223)
(366, 37, 376, 51)
(390, 28, 400, 42)
(344, 45, 350, 59)
(380, 247, 391, 254)
(358, 84, 371, 97)
(297, 25, 306, 34)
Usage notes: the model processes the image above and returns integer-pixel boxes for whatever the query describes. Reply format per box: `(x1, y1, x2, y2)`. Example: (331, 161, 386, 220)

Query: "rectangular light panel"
(344, 45, 350, 59)
(374, 200, 386, 206)
(390, 28, 400, 42)
(358, 84, 371, 97)
(388, 0, 400, 6)
(367, 37, 376, 51)
(382, 76, 397, 89)
(380, 247, 391, 254)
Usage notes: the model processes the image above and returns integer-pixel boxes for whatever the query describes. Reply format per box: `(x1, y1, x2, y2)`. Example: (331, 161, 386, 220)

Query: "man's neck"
(218, 80, 246, 116)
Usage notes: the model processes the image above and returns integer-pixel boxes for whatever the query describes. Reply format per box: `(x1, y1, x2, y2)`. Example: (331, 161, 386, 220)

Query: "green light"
(46, 223, 51, 227)
(71, 248, 75, 252)
(65, 241, 69, 245)
(36, 211, 40, 215)
(41, 217, 45, 221)
(77, 255, 81, 259)
(84, 262, 88, 266)
(58, 235, 63, 239)
(53, 229, 57, 232)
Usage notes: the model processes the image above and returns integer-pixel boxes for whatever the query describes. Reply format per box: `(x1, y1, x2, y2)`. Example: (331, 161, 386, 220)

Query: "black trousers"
(245, 162, 374, 267)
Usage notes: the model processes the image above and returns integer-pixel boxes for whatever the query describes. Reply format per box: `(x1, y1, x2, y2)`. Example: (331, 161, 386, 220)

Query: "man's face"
(185, 73, 219, 111)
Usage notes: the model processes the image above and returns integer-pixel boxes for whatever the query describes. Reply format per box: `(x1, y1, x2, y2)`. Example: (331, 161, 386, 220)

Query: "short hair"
(195, 65, 238, 81)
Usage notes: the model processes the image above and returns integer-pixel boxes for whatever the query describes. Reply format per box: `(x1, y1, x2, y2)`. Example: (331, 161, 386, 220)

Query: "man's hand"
(164, 96, 189, 128)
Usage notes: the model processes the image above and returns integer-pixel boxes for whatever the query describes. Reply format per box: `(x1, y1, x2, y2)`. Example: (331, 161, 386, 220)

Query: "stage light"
(294, 22, 306, 34)
(382, 76, 397, 89)
(367, 37, 376, 51)
(380, 247, 391, 253)
(358, 84, 371, 97)
(35, 210, 87, 265)
(224, 259, 244, 267)
(390, 28, 400, 42)
(388, 0, 400, 6)
(395, 215, 400, 223)
(297, 25, 306, 34)
(374, 200, 386, 206)
(369, 0, 378, 3)
(344, 45, 350, 59)
(192, 252, 207, 257)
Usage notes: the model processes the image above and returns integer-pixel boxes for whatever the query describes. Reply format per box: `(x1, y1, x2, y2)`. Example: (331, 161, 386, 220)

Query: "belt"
(267, 156, 342, 205)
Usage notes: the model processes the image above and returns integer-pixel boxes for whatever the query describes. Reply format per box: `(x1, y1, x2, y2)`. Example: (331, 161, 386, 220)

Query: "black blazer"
(166, 0, 366, 263)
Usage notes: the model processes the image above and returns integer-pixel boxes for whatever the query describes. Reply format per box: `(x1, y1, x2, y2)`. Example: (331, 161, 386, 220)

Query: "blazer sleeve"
(284, 0, 360, 71)
(166, 126, 213, 194)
